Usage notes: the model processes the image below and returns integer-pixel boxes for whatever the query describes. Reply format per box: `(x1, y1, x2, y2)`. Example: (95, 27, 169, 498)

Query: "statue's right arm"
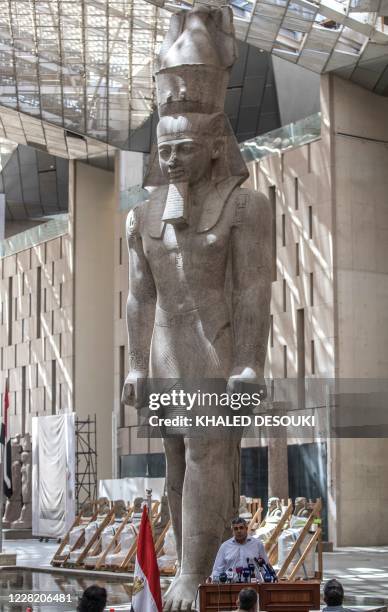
(122, 205, 156, 407)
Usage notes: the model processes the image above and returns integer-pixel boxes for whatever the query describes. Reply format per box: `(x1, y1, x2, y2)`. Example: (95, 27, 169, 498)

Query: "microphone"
(253, 556, 264, 582)
(264, 560, 278, 582)
(247, 558, 256, 579)
(254, 557, 278, 583)
(242, 567, 251, 583)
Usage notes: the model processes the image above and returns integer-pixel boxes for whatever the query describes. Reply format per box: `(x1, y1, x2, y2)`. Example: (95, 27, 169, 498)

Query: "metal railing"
(240, 112, 321, 162)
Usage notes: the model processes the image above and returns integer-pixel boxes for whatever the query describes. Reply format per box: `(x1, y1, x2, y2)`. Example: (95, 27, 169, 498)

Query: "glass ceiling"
(146, 0, 388, 94)
(0, 0, 387, 161)
(0, 136, 18, 172)
(0, 0, 169, 161)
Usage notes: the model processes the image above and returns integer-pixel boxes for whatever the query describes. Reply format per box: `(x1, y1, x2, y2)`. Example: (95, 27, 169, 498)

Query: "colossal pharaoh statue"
(122, 6, 272, 610)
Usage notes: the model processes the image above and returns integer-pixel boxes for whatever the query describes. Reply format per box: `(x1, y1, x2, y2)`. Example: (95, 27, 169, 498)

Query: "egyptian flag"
(0, 381, 12, 498)
(131, 505, 162, 612)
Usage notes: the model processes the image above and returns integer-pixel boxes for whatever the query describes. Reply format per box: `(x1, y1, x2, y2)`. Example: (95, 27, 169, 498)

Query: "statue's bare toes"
(162, 574, 200, 611)
(163, 596, 175, 611)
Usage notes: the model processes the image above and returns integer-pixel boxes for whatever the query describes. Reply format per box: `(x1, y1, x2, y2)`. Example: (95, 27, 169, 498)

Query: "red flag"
(131, 505, 162, 612)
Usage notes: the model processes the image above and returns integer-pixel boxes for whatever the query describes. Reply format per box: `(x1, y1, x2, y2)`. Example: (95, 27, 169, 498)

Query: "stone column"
(268, 402, 289, 501)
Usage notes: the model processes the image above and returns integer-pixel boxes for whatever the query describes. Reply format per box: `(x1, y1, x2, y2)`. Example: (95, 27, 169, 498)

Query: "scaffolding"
(75, 415, 97, 512)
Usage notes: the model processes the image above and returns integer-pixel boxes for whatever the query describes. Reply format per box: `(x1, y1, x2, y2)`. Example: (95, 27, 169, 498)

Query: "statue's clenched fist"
(121, 370, 148, 409)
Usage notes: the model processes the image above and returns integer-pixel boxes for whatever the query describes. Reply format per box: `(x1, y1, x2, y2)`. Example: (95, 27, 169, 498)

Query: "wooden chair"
(156, 520, 178, 576)
(63, 499, 115, 568)
(248, 498, 263, 532)
(92, 505, 135, 570)
(118, 501, 161, 572)
(51, 500, 98, 567)
(265, 500, 294, 565)
(277, 498, 323, 581)
(83, 502, 133, 570)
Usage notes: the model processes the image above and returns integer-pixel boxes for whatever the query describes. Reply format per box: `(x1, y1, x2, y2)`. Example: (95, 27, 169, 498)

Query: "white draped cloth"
(32, 414, 75, 538)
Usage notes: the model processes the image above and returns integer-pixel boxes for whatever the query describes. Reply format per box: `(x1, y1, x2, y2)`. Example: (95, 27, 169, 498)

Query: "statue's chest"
(143, 222, 230, 266)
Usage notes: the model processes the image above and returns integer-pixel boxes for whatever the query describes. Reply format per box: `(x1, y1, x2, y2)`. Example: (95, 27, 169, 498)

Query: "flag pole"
(0, 378, 7, 554)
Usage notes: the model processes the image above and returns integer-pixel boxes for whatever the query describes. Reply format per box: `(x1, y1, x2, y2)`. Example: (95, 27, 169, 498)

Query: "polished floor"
(324, 546, 388, 607)
(0, 540, 387, 610)
(0, 568, 132, 611)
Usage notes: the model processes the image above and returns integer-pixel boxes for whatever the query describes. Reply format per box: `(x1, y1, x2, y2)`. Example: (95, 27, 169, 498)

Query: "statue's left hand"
(226, 367, 266, 399)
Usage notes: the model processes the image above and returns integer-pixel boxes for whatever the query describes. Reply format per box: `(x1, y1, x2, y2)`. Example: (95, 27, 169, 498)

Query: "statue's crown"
(155, 6, 237, 117)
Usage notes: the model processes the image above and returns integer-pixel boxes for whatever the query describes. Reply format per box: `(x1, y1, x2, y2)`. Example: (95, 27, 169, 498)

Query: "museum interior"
(0, 0, 387, 611)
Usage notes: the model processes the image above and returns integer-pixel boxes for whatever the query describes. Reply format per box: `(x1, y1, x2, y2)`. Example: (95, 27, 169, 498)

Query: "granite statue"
(11, 434, 32, 530)
(122, 6, 272, 610)
(2, 436, 22, 527)
(267, 496, 283, 518)
(294, 497, 310, 518)
(11, 451, 32, 529)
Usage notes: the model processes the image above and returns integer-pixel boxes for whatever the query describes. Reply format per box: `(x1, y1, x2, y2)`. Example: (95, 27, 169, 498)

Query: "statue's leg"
(163, 436, 186, 569)
(163, 433, 241, 611)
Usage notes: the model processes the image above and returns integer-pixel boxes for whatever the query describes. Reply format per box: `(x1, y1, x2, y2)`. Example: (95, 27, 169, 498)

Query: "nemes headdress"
(144, 5, 249, 188)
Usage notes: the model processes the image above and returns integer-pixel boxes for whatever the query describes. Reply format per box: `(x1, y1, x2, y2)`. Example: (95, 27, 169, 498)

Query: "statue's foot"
(163, 574, 201, 611)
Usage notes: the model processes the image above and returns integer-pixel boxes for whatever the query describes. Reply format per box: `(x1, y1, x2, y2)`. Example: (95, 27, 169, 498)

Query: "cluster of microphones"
(213, 557, 278, 584)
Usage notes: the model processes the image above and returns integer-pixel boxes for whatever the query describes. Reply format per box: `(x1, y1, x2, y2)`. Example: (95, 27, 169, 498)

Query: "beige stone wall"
(251, 138, 335, 382)
(327, 75, 388, 545)
(251, 75, 388, 546)
(0, 159, 116, 485)
(0, 233, 73, 437)
(72, 161, 115, 481)
(246, 114, 336, 523)
(330, 78, 388, 378)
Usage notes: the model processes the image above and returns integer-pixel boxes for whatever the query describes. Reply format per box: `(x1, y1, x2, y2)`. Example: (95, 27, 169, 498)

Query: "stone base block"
(3, 528, 33, 540)
(118, 427, 131, 455)
(0, 552, 17, 566)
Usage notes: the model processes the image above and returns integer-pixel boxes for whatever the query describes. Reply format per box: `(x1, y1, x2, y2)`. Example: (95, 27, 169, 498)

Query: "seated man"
(235, 588, 258, 612)
(77, 585, 107, 612)
(323, 579, 353, 611)
(212, 517, 268, 577)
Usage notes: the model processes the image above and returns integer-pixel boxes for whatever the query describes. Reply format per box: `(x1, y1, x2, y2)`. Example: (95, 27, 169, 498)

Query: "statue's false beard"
(162, 181, 191, 226)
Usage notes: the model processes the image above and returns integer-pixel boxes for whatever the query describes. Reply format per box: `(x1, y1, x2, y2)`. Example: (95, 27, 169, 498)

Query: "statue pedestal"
(0, 552, 17, 566)
(3, 528, 33, 540)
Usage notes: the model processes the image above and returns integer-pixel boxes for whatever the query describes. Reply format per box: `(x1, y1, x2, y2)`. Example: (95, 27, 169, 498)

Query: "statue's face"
(158, 136, 215, 186)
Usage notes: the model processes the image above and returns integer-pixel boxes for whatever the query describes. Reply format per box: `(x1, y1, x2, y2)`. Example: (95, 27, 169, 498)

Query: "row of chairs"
(51, 497, 176, 575)
(248, 498, 323, 580)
